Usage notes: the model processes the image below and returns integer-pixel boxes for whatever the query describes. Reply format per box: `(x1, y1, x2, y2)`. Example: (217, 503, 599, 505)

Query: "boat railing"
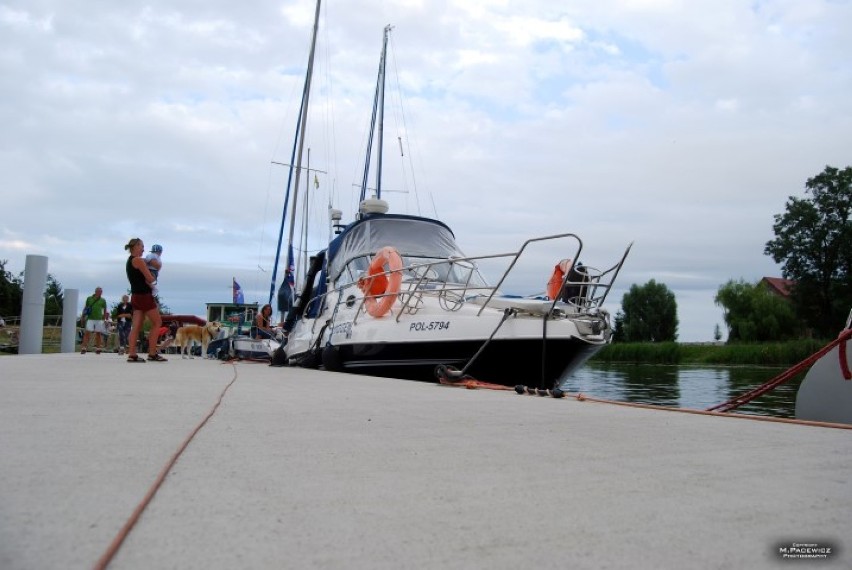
(329, 234, 630, 323)
(557, 241, 633, 314)
(393, 255, 499, 321)
(345, 261, 498, 326)
(474, 233, 584, 316)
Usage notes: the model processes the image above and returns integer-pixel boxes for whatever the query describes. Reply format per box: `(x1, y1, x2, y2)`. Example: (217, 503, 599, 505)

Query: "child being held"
(144, 244, 164, 295)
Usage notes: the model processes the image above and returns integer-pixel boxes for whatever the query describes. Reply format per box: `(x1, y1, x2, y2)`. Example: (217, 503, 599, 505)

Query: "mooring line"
(567, 392, 852, 430)
(94, 363, 239, 570)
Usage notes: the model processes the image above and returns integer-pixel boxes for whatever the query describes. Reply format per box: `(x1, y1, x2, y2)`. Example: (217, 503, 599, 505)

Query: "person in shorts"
(80, 287, 108, 354)
(124, 238, 166, 362)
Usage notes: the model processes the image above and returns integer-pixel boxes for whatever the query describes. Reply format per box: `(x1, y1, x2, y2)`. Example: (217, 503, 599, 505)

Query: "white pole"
(19, 255, 48, 354)
(61, 289, 79, 353)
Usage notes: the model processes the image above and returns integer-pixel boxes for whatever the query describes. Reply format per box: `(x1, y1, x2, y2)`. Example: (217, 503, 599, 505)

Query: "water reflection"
(562, 363, 806, 418)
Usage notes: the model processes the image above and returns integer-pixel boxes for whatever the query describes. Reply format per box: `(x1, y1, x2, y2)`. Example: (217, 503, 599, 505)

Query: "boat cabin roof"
(327, 213, 463, 282)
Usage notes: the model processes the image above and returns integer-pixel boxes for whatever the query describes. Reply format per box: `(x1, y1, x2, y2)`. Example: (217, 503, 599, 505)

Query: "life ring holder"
(357, 246, 403, 317)
(546, 258, 572, 300)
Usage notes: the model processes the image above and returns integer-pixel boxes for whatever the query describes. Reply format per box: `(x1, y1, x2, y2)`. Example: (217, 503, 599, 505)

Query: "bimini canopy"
(327, 214, 464, 283)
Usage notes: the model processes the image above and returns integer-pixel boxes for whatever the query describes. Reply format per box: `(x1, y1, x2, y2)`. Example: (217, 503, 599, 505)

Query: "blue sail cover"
(326, 214, 464, 283)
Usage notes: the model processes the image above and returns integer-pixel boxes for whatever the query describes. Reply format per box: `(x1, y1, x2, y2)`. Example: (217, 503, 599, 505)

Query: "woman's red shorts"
(131, 293, 157, 312)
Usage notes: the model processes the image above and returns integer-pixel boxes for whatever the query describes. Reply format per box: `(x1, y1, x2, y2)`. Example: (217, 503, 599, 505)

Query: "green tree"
(618, 280, 678, 342)
(714, 279, 800, 341)
(612, 310, 626, 343)
(44, 275, 64, 316)
(0, 261, 65, 320)
(764, 165, 852, 337)
(0, 260, 24, 318)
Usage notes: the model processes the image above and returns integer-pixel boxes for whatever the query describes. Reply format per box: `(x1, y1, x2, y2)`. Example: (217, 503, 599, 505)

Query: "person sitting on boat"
(254, 304, 274, 340)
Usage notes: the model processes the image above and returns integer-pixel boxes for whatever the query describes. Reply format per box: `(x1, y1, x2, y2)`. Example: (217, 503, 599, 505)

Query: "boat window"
(336, 256, 371, 288)
(402, 257, 487, 287)
(333, 254, 488, 290)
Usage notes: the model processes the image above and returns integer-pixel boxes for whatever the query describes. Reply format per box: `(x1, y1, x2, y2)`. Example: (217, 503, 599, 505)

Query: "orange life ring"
(357, 246, 403, 317)
(546, 258, 572, 300)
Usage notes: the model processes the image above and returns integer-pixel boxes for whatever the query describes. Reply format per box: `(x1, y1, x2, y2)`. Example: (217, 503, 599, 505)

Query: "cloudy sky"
(2, 0, 850, 341)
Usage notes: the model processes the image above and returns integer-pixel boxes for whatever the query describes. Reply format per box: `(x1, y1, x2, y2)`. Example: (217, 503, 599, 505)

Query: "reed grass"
(593, 339, 830, 367)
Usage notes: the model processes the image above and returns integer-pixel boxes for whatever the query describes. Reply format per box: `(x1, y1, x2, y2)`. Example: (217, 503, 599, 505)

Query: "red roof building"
(759, 277, 795, 299)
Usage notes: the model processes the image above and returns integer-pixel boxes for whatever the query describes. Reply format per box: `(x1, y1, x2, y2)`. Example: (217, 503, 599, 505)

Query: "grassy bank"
(592, 339, 831, 367)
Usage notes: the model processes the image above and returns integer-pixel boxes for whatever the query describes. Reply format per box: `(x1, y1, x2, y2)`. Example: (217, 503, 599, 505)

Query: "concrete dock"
(1, 353, 849, 569)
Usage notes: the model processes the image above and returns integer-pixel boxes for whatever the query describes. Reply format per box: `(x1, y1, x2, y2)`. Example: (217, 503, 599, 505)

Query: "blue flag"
(233, 278, 244, 304)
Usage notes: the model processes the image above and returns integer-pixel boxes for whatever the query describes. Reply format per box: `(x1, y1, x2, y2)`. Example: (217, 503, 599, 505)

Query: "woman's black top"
(126, 256, 151, 294)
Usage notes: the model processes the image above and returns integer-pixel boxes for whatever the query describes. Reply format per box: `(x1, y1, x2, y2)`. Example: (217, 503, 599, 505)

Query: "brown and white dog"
(175, 321, 222, 359)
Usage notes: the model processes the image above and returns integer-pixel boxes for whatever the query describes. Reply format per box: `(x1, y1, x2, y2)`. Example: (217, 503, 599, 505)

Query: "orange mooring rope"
(438, 375, 515, 391)
(94, 363, 239, 570)
(707, 329, 852, 414)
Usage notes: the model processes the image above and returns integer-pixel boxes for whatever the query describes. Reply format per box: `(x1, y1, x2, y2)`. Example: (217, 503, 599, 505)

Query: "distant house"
(759, 277, 795, 300)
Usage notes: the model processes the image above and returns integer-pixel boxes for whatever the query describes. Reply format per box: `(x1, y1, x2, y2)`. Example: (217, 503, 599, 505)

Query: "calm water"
(562, 363, 806, 418)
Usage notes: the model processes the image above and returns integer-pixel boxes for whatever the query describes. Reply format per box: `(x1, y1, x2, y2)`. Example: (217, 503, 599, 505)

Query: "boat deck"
(1, 354, 849, 569)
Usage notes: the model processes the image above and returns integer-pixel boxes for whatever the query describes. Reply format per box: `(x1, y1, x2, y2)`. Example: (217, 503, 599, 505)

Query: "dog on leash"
(175, 321, 222, 359)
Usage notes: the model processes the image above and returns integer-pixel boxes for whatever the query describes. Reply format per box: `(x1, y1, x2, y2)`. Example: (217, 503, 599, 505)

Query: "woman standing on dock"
(124, 238, 166, 363)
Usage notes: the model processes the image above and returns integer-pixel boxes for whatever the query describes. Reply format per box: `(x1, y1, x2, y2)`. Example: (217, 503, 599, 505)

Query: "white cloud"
(0, 6, 54, 31)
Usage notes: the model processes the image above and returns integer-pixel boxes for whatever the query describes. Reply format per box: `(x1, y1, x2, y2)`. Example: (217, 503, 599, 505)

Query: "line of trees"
(614, 165, 850, 343)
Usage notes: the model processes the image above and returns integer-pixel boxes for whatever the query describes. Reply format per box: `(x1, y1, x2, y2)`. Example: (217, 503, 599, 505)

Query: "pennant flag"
(233, 278, 244, 304)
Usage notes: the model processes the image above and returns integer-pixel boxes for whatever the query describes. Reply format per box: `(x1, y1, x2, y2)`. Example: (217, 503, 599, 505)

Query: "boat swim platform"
(1, 354, 849, 570)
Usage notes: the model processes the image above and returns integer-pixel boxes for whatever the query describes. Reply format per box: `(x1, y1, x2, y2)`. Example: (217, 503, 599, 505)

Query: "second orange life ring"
(546, 258, 573, 300)
(358, 246, 403, 317)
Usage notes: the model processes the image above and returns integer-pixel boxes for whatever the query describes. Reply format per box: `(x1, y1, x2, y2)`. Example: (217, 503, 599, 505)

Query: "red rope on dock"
(570, 391, 852, 430)
(438, 375, 515, 391)
(94, 364, 239, 569)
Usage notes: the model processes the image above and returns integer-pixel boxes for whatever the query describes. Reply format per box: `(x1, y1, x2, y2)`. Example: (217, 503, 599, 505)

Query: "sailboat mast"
(268, 0, 322, 306)
(359, 25, 392, 204)
(375, 25, 391, 200)
(299, 149, 312, 281)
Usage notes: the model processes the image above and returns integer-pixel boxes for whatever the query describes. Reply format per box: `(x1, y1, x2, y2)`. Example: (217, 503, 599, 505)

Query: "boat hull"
(207, 334, 281, 361)
(320, 336, 604, 388)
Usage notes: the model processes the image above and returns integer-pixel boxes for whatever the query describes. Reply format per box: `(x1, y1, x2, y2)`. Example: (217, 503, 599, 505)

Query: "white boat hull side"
(795, 338, 852, 424)
(284, 293, 609, 387)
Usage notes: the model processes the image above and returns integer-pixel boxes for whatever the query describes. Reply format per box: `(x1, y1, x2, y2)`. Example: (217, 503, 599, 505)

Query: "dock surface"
(1, 354, 849, 569)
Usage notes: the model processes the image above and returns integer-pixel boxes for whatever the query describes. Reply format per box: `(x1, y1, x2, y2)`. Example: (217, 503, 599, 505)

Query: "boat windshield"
(336, 254, 487, 290)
